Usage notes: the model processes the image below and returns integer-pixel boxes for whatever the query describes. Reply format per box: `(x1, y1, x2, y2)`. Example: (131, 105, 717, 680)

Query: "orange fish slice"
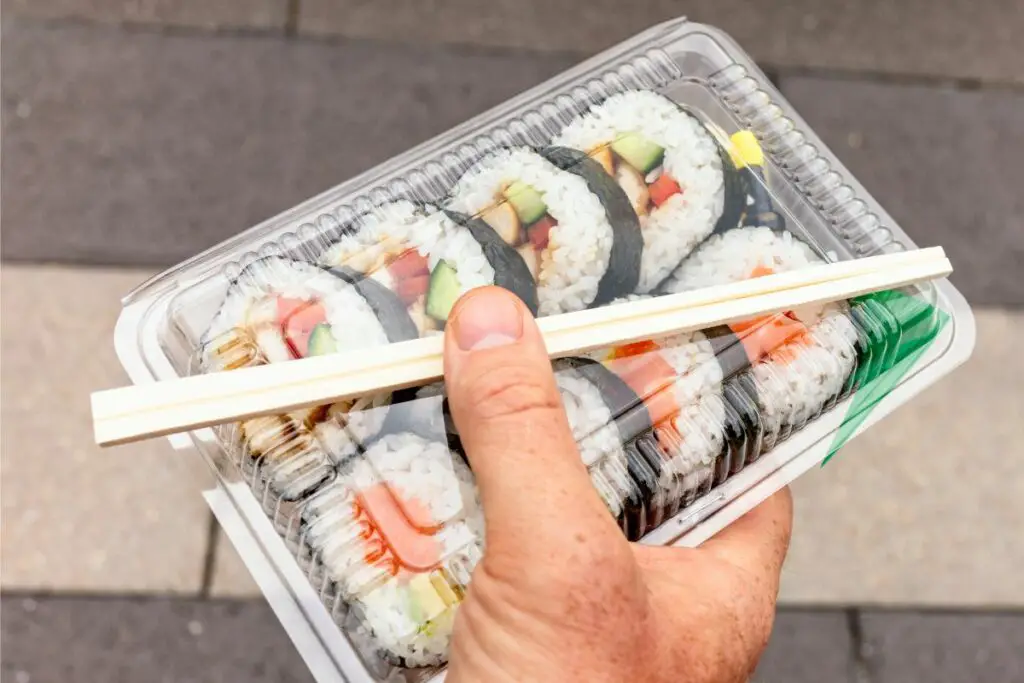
(355, 483, 442, 574)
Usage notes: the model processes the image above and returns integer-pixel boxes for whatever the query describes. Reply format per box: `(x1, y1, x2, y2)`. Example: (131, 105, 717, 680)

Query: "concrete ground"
(2, 1, 1023, 681)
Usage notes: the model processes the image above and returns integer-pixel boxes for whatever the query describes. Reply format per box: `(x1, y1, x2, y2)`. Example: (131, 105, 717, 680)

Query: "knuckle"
(462, 362, 561, 423)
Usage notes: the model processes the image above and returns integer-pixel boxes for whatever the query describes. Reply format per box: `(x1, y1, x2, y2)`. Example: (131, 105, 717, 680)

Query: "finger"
(443, 287, 622, 556)
(699, 486, 794, 582)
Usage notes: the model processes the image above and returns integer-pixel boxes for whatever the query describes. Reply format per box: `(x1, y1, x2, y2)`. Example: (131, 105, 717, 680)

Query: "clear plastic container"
(110, 17, 975, 683)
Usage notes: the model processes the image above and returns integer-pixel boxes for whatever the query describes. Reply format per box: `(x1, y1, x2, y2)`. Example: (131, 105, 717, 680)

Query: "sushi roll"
(667, 227, 861, 450)
(553, 357, 653, 538)
(554, 90, 746, 293)
(320, 201, 538, 334)
(300, 432, 484, 668)
(447, 147, 642, 315)
(200, 257, 418, 488)
(584, 291, 767, 521)
(586, 330, 738, 524)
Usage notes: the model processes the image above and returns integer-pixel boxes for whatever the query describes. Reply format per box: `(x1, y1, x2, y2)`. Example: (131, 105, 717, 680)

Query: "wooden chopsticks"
(91, 247, 951, 447)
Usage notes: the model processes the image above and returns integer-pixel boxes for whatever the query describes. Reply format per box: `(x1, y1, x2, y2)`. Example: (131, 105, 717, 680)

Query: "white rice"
(201, 256, 393, 467)
(664, 226, 821, 293)
(319, 201, 496, 335)
(303, 433, 484, 668)
(666, 227, 860, 442)
(555, 90, 726, 293)
(448, 148, 614, 315)
(554, 362, 624, 469)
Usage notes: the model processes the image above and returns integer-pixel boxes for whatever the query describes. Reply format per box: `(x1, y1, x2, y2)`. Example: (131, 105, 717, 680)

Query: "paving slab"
(779, 76, 1024, 307)
(0, 595, 315, 683)
(2, 0, 288, 31)
(0, 21, 573, 268)
(860, 611, 1024, 683)
(299, 0, 1024, 84)
(752, 611, 854, 683)
(0, 264, 212, 593)
(779, 309, 1024, 607)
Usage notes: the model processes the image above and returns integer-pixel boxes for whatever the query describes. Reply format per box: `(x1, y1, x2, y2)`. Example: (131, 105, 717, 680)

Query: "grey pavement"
(4, 595, 1022, 683)
(859, 611, 1024, 683)
(298, 0, 1024, 85)
(0, 595, 315, 683)
(0, 21, 573, 267)
(296, 0, 1024, 84)
(752, 611, 855, 682)
(2, 0, 290, 31)
(6, 0, 1021, 83)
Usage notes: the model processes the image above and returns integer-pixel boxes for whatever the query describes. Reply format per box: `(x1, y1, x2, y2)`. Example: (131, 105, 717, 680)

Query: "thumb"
(443, 287, 622, 562)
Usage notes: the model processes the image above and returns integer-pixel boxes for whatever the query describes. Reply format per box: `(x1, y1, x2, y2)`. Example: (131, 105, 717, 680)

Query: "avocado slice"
(306, 323, 337, 356)
(426, 261, 460, 322)
(610, 133, 664, 174)
(503, 181, 547, 225)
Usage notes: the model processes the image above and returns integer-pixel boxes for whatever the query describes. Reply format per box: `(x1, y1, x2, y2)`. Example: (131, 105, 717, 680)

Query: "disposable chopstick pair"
(91, 246, 951, 448)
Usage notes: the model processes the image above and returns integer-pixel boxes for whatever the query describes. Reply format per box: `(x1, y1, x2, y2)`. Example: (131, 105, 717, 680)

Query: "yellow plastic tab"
(729, 130, 765, 169)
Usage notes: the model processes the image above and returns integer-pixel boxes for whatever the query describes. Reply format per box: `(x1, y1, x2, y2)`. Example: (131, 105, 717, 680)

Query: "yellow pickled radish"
(729, 130, 765, 169)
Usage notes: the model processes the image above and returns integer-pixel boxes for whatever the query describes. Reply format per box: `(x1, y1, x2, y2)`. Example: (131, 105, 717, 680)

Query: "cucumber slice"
(503, 181, 547, 225)
(610, 133, 664, 174)
(306, 323, 337, 356)
(426, 261, 460, 322)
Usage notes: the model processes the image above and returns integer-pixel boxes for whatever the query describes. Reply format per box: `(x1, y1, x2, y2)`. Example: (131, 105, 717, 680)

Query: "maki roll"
(553, 357, 653, 538)
(587, 330, 736, 525)
(301, 432, 484, 668)
(447, 147, 642, 315)
(554, 90, 746, 293)
(200, 257, 418, 489)
(320, 200, 537, 335)
(667, 227, 861, 450)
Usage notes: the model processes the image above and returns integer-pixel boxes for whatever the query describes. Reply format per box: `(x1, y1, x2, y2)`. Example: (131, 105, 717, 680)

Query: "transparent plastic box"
(110, 17, 975, 683)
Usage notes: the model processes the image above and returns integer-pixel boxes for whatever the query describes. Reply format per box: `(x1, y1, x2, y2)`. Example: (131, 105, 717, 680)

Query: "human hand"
(441, 286, 793, 683)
